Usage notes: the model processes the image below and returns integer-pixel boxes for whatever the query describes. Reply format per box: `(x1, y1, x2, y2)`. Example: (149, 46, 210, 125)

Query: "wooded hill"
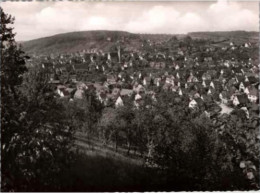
(20, 30, 259, 56)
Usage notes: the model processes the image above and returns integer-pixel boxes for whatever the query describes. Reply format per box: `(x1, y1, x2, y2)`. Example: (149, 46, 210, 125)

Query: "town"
(2, 2, 259, 190)
(26, 36, 259, 120)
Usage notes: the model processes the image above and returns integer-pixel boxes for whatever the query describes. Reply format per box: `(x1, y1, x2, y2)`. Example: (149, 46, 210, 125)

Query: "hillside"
(21, 30, 143, 56)
(21, 30, 259, 56)
(188, 31, 259, 44)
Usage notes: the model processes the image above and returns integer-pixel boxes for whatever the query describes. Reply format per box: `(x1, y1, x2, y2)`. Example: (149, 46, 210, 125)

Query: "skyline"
(1, 0, 259, 41)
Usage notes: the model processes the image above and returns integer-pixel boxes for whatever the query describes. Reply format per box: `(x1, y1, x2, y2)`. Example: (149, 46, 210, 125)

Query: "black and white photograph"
(1, 0, 259, 192)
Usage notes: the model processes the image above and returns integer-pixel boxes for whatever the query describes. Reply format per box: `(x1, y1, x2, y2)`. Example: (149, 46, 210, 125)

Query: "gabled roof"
(236, 93, 249, 104)
(247, 76, 258, 84)
(243, 81, 251, 88)
(236, 75, 245, 83)
(247, 86, 258, 97)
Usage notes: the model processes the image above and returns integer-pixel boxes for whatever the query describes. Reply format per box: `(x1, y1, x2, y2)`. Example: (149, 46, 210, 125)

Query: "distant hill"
(20, 30, 259, 56)
(21, 30, 144, 56)
(188, 31, 259, 44)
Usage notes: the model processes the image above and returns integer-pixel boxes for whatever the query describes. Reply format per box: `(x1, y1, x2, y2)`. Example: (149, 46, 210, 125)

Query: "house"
(189, 97, 204, 109)
(57, 85, 70, 97)
(143, 77, 152, 87)
(107, 74, 117, 85)
(194, 91, 201, 99)
(202, 72, 211, 80)
(189, 99, 197, 109)
(207, 88, 213, 95)
(202, 110, 210, 118)
(70, 74, 77, 83)
(245, 86, 258, 103)
(76, 82, 87, 90)
(170, 85, 178, 92)
(210, 81, 215, 89)
(245, 76, 258, 84)
(176, 72, 180, 79)
(239, 82, 250, 92)
(49, 79, 61, 85)
(163, 83, 171, 91)
(202, 80, 211, 88)
(233, 94, 249, 106)
(219, 91, 229, 104)
(241, 107, 249, 119)
(201, 94, 214, 104)
(111, 87, 121, 99)
(154, 78, 162, 87)
(187, 74, 199, 83)
(149, 62, 155, 68)
(226, 78, 237, 87)
(74, 89, 85, 99)
(134, 93, 143, 108)
(178, 88, 183, 96)
(244, 43, 250, 48)
(239, 82, 245, 92)
(97, 90, 109, 105)
(115, 96, 124, 108)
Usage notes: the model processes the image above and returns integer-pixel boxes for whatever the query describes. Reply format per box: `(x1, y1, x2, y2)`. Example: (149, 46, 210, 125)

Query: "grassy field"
(59, 153, 158, 192)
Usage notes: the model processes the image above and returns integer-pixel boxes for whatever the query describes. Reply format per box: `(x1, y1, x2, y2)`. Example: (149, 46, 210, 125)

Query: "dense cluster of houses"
(28, 38, 259, 120)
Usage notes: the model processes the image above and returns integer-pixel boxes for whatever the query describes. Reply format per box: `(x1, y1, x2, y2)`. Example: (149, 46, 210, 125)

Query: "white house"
(239, 82, 245, 92)
(189, 99, 197, 109)
(210, 81, 215, 89)
(202, 80, 207, 88)
(57, 85, 68, 97)
(178, 89, 183, 96)
(74, 89, 84, 99)
(245, 87, 258, 103)
(134, 94, 142, 108)
(115, 96, 124, 108)
(219, 92, 228, 104)
(233, 96, 240, 106)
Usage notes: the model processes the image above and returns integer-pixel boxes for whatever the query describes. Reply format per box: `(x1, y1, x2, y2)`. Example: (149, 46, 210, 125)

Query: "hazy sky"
(1, 0, 259, 41)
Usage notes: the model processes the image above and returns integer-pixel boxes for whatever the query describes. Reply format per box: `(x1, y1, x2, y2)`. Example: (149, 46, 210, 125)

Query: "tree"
(71, 88, 103, 136)
(1, 8, 75, 191)
(18, 65, 75, 191)
(1, 7, 28, 191)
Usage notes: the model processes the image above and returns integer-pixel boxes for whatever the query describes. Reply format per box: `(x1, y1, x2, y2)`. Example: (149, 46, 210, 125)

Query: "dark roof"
(236, 94, 249, 104)
(194, 97, 205, 107)
(247, 76, 258, 84)
(236, 75, 244, 83)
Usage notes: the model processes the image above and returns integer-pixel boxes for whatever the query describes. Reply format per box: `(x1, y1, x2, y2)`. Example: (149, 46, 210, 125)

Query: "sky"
(1, 0, 259, 41)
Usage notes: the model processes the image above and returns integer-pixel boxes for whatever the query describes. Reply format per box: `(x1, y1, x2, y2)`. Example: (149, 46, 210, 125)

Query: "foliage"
(1, 8, 75, 191)
(95, 90, 259, 190)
